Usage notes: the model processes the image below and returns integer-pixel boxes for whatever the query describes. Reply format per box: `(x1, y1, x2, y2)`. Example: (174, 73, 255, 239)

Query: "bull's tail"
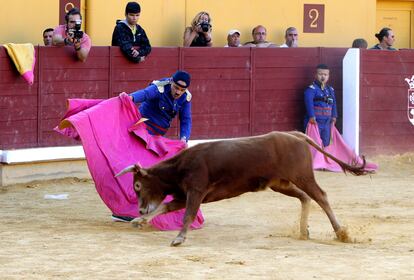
(288, 131, 372, 176)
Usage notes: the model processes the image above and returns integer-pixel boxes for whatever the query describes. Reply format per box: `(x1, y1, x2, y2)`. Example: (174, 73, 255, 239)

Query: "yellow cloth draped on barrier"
(3, 43, 35, 85)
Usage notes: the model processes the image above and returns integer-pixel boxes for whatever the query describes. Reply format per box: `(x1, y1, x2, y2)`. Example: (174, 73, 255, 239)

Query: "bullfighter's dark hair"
(316, 64, 329, 70)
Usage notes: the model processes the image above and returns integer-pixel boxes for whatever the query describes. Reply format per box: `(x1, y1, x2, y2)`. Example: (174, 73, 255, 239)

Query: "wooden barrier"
(0, 46, 347, 150)
(359, 49, 414, 154)
(12, 46, 414, 155)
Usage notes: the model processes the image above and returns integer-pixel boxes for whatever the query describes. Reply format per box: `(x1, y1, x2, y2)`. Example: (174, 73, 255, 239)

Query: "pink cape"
(306, 123, 378, 172)
(55, 93, 204, 230)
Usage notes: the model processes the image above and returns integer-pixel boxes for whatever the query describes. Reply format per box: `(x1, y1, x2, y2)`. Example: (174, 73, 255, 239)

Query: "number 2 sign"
(303, 4, 325, 33)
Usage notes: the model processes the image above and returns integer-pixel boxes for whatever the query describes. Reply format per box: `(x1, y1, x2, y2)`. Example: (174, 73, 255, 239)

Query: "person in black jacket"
(111, 2, 151, 63)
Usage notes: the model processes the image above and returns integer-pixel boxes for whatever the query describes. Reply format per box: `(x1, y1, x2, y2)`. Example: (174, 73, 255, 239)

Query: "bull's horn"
(115, 165, 137, 177)
(134, 163, 148, 177)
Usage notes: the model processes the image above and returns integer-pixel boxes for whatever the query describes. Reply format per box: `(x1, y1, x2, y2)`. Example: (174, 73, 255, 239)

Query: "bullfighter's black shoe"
(111, 215, 134, 222)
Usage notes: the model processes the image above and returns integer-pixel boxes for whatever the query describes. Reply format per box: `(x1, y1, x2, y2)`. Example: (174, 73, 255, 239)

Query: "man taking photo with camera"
(52, 8, 91, 62)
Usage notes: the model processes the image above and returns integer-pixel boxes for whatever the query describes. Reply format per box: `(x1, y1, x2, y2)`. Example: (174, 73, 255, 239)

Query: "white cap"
(228, 29, 241, 36)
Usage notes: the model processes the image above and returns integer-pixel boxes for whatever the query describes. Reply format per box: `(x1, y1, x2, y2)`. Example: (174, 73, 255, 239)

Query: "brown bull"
(116, 131, 370, 246)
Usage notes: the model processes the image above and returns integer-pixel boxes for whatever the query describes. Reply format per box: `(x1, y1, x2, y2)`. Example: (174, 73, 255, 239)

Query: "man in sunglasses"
(280, 27, 299, 48)
(129, 70, 192, 142)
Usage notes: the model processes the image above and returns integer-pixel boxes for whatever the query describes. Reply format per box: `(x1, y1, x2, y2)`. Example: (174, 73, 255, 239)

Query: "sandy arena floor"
(0, 154, 413, 279)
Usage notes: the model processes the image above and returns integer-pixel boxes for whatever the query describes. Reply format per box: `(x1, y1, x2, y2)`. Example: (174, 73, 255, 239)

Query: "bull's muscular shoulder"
(151, 80, 170, 93)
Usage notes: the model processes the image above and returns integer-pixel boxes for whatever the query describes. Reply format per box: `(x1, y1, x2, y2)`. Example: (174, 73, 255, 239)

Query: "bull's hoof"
(131, 217, 147, 228)
(335, 227, 351, 243)
(170, 236, 185, 247)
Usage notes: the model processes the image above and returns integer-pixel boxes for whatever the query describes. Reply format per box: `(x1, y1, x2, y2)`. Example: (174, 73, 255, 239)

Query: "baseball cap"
(172, 70, 191, 88)
(228, 29, 241, 36)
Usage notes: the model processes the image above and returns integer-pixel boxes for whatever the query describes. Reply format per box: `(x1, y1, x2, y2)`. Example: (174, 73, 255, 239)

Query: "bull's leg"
(131, 199, 186, 228)
(297, 179, 350, 243)
(171, 190, 204, 247)
(269, 180, 311, 239)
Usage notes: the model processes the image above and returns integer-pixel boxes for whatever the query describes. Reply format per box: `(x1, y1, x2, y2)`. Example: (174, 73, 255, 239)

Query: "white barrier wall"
(342, 48, 360, 155)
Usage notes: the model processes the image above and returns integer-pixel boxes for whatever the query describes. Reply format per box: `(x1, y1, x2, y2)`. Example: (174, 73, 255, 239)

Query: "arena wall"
(1, 46, 414, 156)
(359, 49, 414, 154)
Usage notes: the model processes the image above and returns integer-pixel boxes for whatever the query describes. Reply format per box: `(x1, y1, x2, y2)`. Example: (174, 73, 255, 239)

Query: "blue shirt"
(304, 81, 337, 119)
(130, 78, 192, 140)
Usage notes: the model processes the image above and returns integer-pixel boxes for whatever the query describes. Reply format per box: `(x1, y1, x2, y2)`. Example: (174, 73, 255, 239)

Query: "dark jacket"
(369, 44, 397, 51)
(111, 20, 151, 63)
(190, 33, 210, 47)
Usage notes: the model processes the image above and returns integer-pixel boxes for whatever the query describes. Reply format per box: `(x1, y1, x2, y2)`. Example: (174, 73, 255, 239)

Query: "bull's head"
(115, 164, 164, 215)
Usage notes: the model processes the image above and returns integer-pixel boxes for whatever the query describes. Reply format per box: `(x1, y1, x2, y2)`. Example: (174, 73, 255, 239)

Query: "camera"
(199, 22, 211, 32)
(68, 19, 84, 40)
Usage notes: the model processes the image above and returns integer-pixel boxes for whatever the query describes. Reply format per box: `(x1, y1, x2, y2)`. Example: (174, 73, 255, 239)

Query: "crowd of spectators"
(42, 2, 399, 63)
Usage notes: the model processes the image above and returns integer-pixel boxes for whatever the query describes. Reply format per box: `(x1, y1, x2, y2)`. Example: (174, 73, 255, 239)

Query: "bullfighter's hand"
(180, 137, 188, 147)
(331, 117, 337, 124)
(309, 117, 317, 124)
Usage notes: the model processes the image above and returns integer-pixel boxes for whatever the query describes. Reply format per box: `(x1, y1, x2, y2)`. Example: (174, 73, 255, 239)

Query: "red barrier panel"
(0, 46, 346, 150)
(360, 49, 414, 154)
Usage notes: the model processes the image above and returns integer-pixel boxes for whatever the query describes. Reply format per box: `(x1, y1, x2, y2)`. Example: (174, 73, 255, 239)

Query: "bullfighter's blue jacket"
(304, 81, 337, 146)
(130, 78, 192, 141)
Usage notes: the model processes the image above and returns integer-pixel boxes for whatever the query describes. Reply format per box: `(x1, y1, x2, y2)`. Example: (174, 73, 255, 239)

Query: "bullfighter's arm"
(304, 87, 316, 118)
(129, 84, 159, 103)
(330, 87, 338, 118)
(179, 101, 192, 141)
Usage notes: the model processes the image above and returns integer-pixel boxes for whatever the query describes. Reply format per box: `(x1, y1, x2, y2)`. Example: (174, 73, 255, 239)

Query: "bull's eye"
(134, 182, 142, 192)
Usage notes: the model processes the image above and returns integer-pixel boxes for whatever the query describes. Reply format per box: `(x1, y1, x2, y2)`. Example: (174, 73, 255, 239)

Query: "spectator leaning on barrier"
(43, 28, 54, 46)
(351, 38, 368, 49)
(183, 11, 213, 47)
(224, 29, 242, 47)
(52, 8, 91, 62)
(280, 27, 298, 48)
(111, 1, 151, 63)
(129, 70, 192, 142)
(304, 64, 337, 147)
(370, 27, 397, 51)
(244, 25, 277, 48)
